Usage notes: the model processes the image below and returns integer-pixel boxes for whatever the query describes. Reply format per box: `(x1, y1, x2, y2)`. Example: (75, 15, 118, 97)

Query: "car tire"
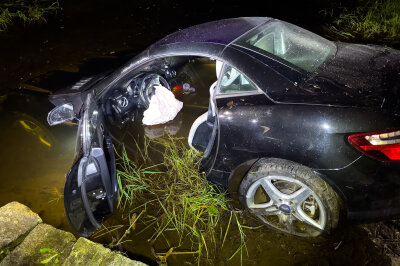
(239, 158, 340, 237)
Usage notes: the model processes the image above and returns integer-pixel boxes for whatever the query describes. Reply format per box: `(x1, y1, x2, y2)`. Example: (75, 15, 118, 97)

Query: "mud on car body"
(47, 17, 400, 237)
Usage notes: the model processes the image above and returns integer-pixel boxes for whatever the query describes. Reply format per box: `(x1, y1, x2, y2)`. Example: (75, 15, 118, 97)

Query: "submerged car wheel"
(239, 158, 340, 237)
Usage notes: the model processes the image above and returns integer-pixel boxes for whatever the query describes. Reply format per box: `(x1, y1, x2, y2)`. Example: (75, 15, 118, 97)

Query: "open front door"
(64, 93, 117, 237)
(188, 61, 223, 171)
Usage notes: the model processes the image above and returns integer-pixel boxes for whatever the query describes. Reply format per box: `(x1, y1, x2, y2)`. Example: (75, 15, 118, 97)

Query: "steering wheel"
(139, 73, 170, 108)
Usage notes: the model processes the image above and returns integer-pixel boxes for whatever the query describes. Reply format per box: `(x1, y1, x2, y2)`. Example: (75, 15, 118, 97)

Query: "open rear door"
(63, 93, 117, 237)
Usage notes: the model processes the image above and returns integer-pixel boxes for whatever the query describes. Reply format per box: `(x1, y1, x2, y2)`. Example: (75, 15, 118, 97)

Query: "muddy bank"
(363, 221, 400, 265)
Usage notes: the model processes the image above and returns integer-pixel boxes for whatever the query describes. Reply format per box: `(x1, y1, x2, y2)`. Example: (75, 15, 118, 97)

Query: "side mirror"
(47, 103, 76, 126)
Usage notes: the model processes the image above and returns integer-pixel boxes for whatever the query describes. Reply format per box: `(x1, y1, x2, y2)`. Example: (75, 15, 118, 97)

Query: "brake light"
(348, 130, 400, 161)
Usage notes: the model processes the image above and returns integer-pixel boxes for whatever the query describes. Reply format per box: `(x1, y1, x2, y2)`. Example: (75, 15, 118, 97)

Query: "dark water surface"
(0, 92, 76, 230)
(0, 0, 394, 265)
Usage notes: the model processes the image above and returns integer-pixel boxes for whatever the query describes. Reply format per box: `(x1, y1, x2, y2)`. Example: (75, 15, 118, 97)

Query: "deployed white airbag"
(142, 85, 183, 126)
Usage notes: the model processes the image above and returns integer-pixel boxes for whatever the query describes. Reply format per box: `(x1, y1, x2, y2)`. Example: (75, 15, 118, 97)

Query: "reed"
(115, 136, 250, 265)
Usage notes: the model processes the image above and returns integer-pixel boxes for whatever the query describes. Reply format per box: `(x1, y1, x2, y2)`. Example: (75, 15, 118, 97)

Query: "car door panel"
(63, 94, 117, 237)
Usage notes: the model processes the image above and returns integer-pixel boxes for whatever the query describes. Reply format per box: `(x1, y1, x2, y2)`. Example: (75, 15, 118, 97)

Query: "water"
(0, 91, 76, 231)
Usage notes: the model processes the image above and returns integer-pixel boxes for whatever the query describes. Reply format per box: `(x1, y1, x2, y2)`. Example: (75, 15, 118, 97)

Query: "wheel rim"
(245, 175, 327, 237)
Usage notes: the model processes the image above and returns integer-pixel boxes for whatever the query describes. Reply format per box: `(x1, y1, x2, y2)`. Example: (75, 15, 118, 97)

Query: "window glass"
(218, 65, 257, 95)
(235, 20, 336, 72)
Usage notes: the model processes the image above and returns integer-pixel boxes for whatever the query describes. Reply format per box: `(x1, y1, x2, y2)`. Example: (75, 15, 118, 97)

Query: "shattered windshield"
(235, 20, 336, 72)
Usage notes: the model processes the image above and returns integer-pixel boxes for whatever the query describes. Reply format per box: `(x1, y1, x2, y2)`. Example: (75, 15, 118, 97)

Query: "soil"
(363, 221, 400, 265)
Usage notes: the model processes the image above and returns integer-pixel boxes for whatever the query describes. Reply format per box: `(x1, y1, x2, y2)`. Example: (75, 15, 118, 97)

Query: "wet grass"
(114, 136, 251, 265)
(324, 0, 400, 43)
(0, 0, 60, 32)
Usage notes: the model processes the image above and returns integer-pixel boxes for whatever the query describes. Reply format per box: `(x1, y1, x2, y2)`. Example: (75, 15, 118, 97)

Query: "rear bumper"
(318, 155, 400, 221)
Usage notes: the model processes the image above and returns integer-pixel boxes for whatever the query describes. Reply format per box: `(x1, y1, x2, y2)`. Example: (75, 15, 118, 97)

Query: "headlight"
(47, 103, 76, 126)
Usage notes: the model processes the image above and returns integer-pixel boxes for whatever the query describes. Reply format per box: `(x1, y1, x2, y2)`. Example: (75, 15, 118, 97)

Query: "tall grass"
(326, 0, 400, 43)
(114, 136, 250, 265)
(0, 0, 60, 32)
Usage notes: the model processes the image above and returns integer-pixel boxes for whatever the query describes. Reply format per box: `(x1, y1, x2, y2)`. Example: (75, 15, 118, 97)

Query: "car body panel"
(63, 94, 117, 237)
(319, 156, 400, 221)
(213, 94, 400, 171)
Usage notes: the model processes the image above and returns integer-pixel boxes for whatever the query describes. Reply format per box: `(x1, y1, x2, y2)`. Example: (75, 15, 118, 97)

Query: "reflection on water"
(143, 113, 182, 139)
(17, 114, 54, 148)
(0, 91, 76, 232)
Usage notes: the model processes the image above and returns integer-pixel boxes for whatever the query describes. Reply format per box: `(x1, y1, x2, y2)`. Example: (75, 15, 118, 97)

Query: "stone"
(62, 237, 147, 266)
(1, 223, 76, 265)
(0, 202, 147, 265)
(0, 201, 41, 251)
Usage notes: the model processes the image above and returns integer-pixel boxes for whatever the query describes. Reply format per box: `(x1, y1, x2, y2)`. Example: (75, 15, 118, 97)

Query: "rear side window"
(235, 20, 336, 72)
(218, 65, 257, 95)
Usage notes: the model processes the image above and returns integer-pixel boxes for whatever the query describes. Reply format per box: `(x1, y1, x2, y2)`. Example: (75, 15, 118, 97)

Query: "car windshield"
(235, 20, 336, 72)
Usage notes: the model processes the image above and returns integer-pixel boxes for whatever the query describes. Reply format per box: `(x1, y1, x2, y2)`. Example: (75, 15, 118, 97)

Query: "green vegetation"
(39, 248, 64, 264)
(47, 187, 63, 204)
(0, 0, 60, 32)
(0, 248, 11, 258)
(326, 0, 400, 43)
(113, 137, 251, 265)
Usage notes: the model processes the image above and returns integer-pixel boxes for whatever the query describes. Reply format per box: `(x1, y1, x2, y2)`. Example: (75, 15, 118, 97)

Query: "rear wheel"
(239, 158, 340, 237)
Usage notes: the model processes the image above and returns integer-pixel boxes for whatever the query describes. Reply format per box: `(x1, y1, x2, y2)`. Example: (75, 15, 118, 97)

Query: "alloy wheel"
(245, 175, 327, 237)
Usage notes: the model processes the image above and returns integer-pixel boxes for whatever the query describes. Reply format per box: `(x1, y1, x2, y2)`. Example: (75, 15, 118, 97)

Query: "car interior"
(103, 56, 220, 154)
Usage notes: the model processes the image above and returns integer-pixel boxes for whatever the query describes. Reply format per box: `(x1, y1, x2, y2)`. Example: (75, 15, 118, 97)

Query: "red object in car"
(172, 85, 183, 96)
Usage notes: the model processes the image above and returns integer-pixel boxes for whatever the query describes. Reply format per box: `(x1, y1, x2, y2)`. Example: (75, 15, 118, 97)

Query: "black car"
(47, 17, 400, 237)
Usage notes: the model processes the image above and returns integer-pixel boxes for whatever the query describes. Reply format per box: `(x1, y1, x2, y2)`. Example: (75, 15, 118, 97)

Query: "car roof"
(151, 17, 271, 48)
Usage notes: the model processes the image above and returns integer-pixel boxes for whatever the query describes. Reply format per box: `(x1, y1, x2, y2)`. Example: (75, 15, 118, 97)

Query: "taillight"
(348, 130, 400, 161)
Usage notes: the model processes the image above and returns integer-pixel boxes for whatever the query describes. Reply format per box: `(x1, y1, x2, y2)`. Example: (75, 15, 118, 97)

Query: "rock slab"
(0, 201, 41, 250)
(0, 223, 76, 265)
(0, 202, 148, 265)
(62, 237, 147, 266)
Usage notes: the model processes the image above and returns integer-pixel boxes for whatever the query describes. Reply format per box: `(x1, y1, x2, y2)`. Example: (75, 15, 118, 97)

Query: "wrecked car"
(47, 17, 400, 237)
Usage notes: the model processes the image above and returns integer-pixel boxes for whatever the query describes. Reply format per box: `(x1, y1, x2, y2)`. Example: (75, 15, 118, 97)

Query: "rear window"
(235, 20, 336, 72)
